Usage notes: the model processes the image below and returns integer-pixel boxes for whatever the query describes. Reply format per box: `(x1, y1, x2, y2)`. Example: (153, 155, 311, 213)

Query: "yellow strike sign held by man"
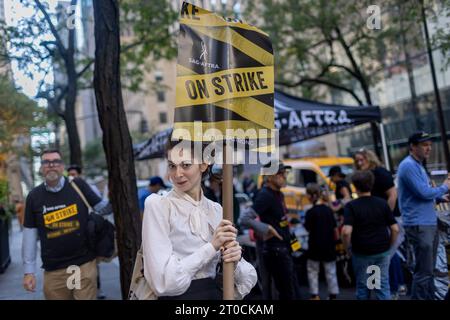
(175, 2, 274, 141)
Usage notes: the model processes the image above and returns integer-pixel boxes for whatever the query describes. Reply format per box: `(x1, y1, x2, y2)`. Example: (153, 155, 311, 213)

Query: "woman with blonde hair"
(354, 149, 382, 170)
(353, 149, 396, 211)
(141, 138, 257, 299)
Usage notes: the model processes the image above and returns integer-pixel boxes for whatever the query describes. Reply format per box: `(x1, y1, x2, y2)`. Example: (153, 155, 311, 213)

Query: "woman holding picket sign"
(140, 138, 257, 299)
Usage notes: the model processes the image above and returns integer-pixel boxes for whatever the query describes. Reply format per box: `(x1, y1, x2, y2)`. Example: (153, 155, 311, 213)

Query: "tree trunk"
(65, 10, 82, 167)
(64, 80, 82, 166)
(35, 0, 82, 165)
(93, 0, 142, 299)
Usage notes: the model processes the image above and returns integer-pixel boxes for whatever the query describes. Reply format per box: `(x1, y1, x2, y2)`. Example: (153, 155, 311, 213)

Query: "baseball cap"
(328, 166, 345, 178)
(408, 131, 432, 145)
(149, 176, 167, 188)
(262, 160, 292, 175)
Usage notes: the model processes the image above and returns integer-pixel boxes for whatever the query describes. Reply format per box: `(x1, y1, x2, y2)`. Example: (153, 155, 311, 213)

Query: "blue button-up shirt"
(397, 155, 448, 226)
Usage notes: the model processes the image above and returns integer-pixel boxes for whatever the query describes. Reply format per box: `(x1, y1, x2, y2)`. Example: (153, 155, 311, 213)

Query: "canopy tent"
(133, 90, 382, 161)
(274, 90, 381, 146)
(133, 127, 172, 161)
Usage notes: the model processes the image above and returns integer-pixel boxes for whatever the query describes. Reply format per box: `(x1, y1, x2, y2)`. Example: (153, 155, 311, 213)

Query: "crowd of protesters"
(235, 131, 450, 301)
(18, 131, 450, 300)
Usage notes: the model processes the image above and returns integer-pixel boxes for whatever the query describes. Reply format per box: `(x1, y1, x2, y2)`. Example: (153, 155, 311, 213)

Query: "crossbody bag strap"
(69, 178, 93, 213)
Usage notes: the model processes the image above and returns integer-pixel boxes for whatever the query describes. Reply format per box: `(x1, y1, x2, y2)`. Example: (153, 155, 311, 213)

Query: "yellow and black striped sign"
(175, 2, 274, 141)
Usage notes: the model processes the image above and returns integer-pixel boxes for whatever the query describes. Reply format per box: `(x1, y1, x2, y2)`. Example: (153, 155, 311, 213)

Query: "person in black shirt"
(329, 166, 352, 219)
(22, 149, 112, 300)
(202, 174, 241, 231)
(242, 174, 258, 199)
(342, 170, 399, 300)
(251, 161, 299, 300)
(203, 176, 220, 203)
(354, 149, 398, 214)
(304, 183, 339, 300)
(354, 149, 406, 298)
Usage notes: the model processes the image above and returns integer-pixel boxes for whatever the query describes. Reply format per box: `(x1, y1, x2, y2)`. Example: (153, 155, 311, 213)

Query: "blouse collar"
(173, 187, 205, 207)
(172, 187, 216, 242)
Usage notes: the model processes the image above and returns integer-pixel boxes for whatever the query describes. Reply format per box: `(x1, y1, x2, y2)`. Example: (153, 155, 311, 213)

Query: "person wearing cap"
(397, 131, 450, 300)
(138, 176, 168, 213)
(241, 160, 299, 300)
(329, 166, 352, 218)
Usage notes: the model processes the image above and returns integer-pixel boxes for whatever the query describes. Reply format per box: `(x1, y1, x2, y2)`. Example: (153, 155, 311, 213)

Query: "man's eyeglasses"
(41, 159, 63, 167)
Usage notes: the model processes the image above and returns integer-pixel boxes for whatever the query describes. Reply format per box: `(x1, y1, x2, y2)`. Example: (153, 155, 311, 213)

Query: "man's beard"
(45, 171, 60, 183)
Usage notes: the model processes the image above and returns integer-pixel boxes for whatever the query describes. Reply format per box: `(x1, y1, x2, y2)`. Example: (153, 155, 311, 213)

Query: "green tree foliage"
(0, 76, 46, 154)
(244, 0, 450, 103)
(245, 0, 394, 104)
(120, 0, 178, 92)
(0, 0, 178, 164)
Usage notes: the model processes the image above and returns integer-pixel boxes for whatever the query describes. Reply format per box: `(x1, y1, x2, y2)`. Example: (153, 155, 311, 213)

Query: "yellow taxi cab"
(258, 156, 355, 217)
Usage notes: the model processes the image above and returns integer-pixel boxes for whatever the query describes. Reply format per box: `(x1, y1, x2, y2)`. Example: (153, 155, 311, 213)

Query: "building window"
(140, 119, 148, 134)
(157, 91, 165, 102)
(155, 71, 164, 102)
(155, 72, 163, 82)
(159, 112, 167, 124)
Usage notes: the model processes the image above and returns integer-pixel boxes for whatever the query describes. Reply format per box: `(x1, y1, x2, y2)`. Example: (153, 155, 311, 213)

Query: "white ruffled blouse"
(142, 188, 257, 299)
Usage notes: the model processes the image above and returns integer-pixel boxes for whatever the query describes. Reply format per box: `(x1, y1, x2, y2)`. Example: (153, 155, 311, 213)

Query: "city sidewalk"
(0, 218, 122, 300)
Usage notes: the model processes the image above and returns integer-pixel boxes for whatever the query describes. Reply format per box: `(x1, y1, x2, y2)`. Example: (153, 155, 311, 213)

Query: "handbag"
(128, 247, 223, 300)
(128, 245, 157, 300)
(70, 180, 116, 260)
